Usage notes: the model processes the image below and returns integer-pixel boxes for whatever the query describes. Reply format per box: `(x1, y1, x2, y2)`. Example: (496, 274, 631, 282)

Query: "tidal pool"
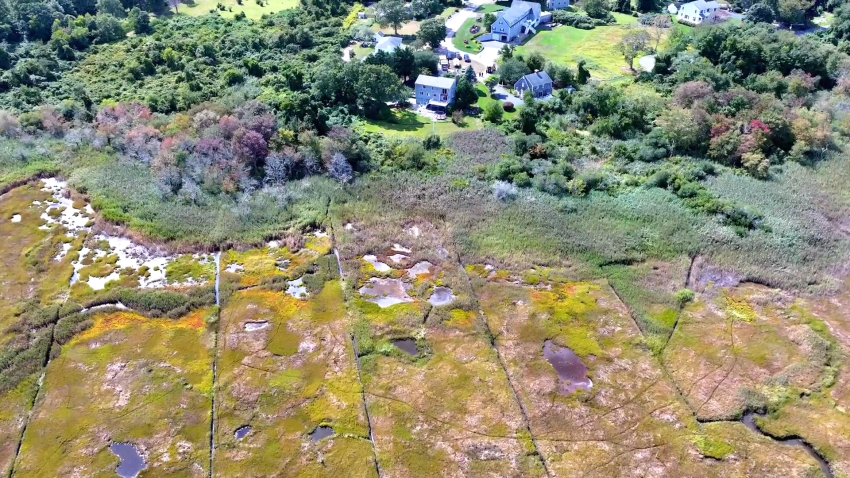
(543, 340, 592, 394)
(428, 287, 455, 306)
(234, 425, 252, 440)
(358, 278, 413, 308)
(309, 426, 334, 442)
(109, 443, 146, 478)
(391, 338, 419, 356)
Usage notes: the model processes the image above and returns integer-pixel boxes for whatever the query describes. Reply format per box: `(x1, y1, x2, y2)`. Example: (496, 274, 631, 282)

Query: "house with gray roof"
(490, 0, 542, 43)
(415, 75, 457, 109)
(548, 0, 571, 10)
(374, 35, 403, 54)
(514, 71, 554, 98)
(676, 0, 722, 24)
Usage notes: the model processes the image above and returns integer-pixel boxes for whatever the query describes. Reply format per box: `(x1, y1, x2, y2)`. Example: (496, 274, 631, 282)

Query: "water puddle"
(428, 287, 455, 306)
(109, 442, 146, 478)
(363, 255, 391, 272)
(309, 426, 334, 442)
(742, 413, 833, 477)
(543, 340, 593, 394)
(392, 243, 412, 253)
(225, 263, 244, 273)
(286, 277, 308, 299)
(407, 261, 433, 278)
(244, 321, 270, 332)
(391, 338, 419, 356)
(10, 214, 21, 223)
(234, 425, 252, 440)
(358, 278, 413, 308)
(389, 254, 409, 263)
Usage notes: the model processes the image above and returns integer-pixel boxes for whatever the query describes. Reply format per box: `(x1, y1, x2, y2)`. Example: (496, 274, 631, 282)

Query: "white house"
(676, 0, 721, 25)
(548, 0, 571, 10)
(667, 3, 679, 14)
(490, 0, 542, 43)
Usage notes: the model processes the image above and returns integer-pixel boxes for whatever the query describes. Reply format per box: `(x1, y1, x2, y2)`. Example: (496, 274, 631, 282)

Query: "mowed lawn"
(452, 17, 484, 53)
(517, 12, 651, 80)
(362, 109, 482, 137)
(179, 0, 298, 18)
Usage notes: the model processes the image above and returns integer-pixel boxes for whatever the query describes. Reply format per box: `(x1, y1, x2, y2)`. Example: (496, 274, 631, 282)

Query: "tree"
(776, 0, 813, 24)
(375, 0, 408, 36)
(616, 28, 649, 70)
(128, 7, 151, 33)
(831, 3, 850, 41)
(464, 65, 477, 83)
(483, 12, 497, 31)
(96, 14, 125, 42)
(454, 76, 479, 109)
(747, 2, 775, 23)
(328, 152, 354, 183)
(583, 0, 611, 19)
(577, 60, 590, 84)
(97, 0, 126, 16)
(485, 75, 499, 91)
(636, 0, 656, 13)
(410, 0, 440, 18)
(648, 14, 671, 51)
(525, 52, 546, 72)
(499, 58, 530, 85)
(417, 17, 446, 48)
(499, 44, 515, 60)
(484, 101, 504, 122)
(413, 50, 438, 75)
(392, 46, 416, 80)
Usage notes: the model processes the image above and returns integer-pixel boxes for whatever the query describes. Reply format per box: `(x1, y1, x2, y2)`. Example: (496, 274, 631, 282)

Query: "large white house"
(676, 0, 721, 25)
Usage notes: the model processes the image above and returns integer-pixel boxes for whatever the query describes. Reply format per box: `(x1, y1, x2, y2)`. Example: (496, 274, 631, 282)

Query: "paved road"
(492, 85, 524, 105)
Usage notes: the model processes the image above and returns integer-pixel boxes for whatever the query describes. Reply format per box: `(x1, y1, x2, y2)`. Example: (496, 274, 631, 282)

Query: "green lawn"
(348, 44, 373, 61)
(476, 4, 505, 13)
(440, 6, 458, 17)
(475, 83, 518, 120)
(179, 0, 298, 19)
(517, 14, 663, 80)
(452, 17, 485, 53)
(361, 109, 482, 137)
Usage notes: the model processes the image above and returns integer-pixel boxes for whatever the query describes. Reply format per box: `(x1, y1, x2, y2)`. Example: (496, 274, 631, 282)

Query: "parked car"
(463, 54, 470, 62)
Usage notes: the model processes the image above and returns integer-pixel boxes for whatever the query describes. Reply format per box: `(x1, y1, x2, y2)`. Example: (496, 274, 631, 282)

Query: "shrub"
(503, 101, 514, 112)
(492, 180, 518, 201)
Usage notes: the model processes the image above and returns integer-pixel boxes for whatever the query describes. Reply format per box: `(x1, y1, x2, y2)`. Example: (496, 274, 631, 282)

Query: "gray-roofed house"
(514, 71, 554, 98)
(676, 0, 722, 24)
(375, 35, 403, 54)
(415, 75, 457, 109)
(490, 0, 542, 43)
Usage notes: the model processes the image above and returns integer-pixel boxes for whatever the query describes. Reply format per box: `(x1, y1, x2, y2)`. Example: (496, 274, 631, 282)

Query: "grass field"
(475, 83, 518, 120)
(440, 6, 458, 17)
(362, 109, 482, 137)
(476, 4, 505, 13)
(518, 15, 658, 80)
(452, 17, 484, 53)
(179, 0, 298, 19)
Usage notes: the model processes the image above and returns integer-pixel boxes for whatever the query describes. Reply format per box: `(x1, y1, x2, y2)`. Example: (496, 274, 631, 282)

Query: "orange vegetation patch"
(72, 309, 207, 344)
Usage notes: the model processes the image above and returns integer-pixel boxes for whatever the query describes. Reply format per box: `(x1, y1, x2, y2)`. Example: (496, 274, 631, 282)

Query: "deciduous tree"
(375, 0, 409, 36)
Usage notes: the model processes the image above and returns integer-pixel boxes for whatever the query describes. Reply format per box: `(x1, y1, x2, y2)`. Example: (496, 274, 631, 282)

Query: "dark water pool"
(109, 443, 145, 478)
(309, 426, 334, 442)
(543, 340, 592, 394)
(234, 425, 252, 440)
(391, 338, 419, 356)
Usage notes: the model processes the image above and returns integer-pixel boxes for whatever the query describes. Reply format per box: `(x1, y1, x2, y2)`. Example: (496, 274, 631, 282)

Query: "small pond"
(244, 321, 270, 332)
(428, 287, 455, 306)
(391, 338, 419, 356)
(309, 426, 334, 442)
(109, 443, 146, 478)
(363, 254, 391, 272)
(543, 340, 592, 394)
(234, 425, 252, 440)
(407, 261, 433, 278)
(358, 278, 413, 308)
(286, 277, 308, 299)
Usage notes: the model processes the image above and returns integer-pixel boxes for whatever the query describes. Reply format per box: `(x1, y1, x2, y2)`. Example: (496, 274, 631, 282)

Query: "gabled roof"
(683, 0, 720, 9)
(375, 36, 403, 52)
(498, 0, 540, 26)
(517, 71, 553, 87)
(415, 75, 456, 89)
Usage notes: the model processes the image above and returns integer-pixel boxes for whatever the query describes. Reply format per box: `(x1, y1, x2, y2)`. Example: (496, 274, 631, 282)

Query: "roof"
(517, 71, 553, 87)
(375, 36, 402, 52)
(683, 0, 720, 9)
(498, 0, 540, 26)
(415, 75, 457, 89)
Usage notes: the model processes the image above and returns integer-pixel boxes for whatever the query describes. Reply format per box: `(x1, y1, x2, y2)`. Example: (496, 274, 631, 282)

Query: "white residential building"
(676, 0, 721, 25)
(548, 0, 571, 10)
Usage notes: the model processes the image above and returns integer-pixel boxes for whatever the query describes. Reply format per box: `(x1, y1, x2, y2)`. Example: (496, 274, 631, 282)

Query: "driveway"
(492, 85, 524, 105)
(445, 9, 477, 35)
